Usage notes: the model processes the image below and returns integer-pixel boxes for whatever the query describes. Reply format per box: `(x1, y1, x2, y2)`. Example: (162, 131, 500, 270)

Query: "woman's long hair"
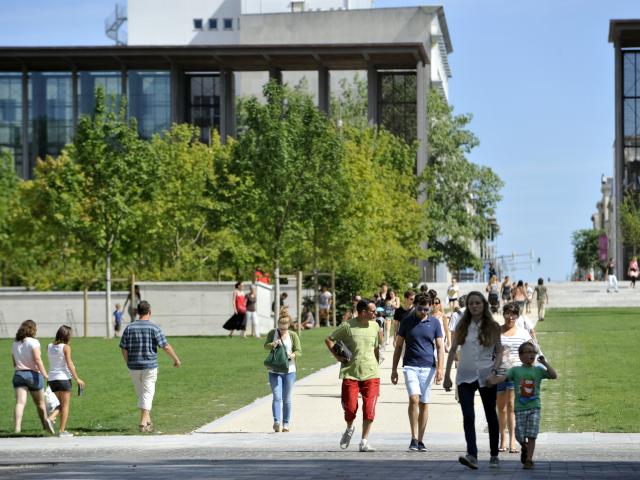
(455, 292, 500, 347)
(15, 319, 37, 342)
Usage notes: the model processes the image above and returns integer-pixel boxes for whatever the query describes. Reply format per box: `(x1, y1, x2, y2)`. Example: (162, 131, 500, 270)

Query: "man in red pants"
(325, 299, 380, 452)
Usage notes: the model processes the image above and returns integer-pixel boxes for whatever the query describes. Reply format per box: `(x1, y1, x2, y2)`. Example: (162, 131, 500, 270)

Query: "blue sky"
(0, 0, 636, 281)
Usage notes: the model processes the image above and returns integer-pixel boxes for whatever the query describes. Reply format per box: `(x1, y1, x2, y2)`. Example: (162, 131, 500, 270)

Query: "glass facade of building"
(128, 71, 171, 139)
(78, 71, 122, 116)
(29, 72, 74, 171)
(186, 74, 221, 145)
(0, 73, 24, 174)
(623, 51, 640, 192)
(379, 71, 417, 144)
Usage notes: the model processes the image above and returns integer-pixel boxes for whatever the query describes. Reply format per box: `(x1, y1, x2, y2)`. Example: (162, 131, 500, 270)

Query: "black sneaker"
(417, 441, 427, 452)
(458, 454, 479, 470)
(408, 438, 419, 451)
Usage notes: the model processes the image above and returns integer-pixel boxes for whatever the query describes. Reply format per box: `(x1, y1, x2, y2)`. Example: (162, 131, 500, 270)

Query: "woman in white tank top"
(47, 325, 85, 437)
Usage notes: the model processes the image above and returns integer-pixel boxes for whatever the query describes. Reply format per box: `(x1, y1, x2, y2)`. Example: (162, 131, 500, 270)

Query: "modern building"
(609, 20, 640, 277)
(0, 3, 457, 281)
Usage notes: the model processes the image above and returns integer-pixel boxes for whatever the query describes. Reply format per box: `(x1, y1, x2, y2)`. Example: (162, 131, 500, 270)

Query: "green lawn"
(0, 328, 336, 436)
(538, 308, 640, 432)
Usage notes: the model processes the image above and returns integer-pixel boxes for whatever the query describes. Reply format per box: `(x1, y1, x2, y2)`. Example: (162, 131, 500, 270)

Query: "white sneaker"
(58, 431, 74, 437)
(359, 439, 376, 452)
(339, 425, 355, 449)
(44, 418, 55, 435)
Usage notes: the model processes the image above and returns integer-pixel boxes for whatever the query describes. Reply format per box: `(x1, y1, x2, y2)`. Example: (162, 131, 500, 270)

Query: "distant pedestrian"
(488, 341, 557, 470)
(383, 289, 399, 347)
(443, 292, 502, 470)
(501, 276, 512, 303)
(122, 285, 141, 323)
(47, 325, 85, 437)
(512, 281, 527, 314)
(113, 303, 124, 337)
(119, 301, 181, 433)
(525, 283, 533, 314)
(430, 297, 450, 351)
(264, 312, 301, 433)
(628, 256, 638, 288)
(245, 285, 260, 338)
(325, 299, 380, 452)
(11, 320, 55, 434)
(447, 278, 460, 313)
(223, 281, 247, 337)
(534, 278, 548, 322)
(318, 286, 333, 327)
(393, 290, 415, 344)
(391, 293, 444, 452)
(486, 275, 501, 313)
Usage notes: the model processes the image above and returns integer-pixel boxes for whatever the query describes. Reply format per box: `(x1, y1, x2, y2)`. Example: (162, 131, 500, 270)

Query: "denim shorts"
(12, 370, 44, 391)
(497, 380, 515, 393)
(49, 379, 72, 392)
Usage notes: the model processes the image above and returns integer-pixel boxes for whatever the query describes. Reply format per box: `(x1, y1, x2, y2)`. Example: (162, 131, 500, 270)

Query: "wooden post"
(83, 287, 88, 337)
(296, 270, 302, 335)
(331, 270, 337, 327)
(130, 272, 136, 322)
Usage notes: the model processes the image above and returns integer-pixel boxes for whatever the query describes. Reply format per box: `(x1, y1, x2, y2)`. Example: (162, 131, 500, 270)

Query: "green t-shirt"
(330, 318, 380, 381)
(506, 365, 550, 411)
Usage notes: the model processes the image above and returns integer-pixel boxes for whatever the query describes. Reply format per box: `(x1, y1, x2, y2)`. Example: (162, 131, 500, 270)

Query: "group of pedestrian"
(487, 276, 548, 323)
(309, 282, 557, 471)
(223, 281, 261, 338)
(11, 300, 180, 436)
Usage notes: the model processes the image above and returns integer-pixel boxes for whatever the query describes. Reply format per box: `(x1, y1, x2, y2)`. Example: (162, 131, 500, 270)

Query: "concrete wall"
(0, 291, 128, 339)
(0, 280, 315, 338)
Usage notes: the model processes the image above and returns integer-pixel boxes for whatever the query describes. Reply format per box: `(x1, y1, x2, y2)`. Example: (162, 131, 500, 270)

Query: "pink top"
(12, 337, 40, 371)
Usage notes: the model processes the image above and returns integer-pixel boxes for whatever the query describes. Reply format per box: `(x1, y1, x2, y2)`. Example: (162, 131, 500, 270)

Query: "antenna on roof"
(105, 3, 127, 45)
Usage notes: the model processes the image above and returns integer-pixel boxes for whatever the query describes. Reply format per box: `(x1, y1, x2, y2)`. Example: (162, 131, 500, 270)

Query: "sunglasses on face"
(416, 306, 430, 313)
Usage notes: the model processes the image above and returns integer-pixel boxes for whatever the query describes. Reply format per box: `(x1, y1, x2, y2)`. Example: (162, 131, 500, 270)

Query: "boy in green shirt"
(488, 341, 557, 470)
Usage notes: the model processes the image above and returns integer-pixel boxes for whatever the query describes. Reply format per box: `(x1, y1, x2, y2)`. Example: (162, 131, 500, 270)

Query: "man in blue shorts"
(391, 293, 444, 451)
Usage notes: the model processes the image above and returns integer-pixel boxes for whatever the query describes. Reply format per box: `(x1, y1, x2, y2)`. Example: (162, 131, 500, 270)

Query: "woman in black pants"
(444, 292, 502, 470)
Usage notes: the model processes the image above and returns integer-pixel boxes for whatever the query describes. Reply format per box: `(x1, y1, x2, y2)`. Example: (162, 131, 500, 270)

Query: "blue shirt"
(397, 313, 443, 368)
(119, 320, 168, 370)
(113, 310, 123, 324)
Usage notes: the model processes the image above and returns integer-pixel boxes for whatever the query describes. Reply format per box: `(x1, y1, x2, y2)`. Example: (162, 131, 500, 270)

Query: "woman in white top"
(11, 320, 54, 434)
(497, 303, 532, 453)
(443, 292, 502, 470)
(47, 325, 85, 437)
(264, 312, 302, 433)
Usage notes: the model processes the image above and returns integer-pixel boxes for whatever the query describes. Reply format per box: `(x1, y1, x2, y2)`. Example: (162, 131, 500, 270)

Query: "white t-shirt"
(448, 308, 465, 332)
(516, 315, 534, 334)
(456, 320, 496, 387)
(12, 337, 40, 371)
(319, 291, 332, 309)
(447, 284, 460, 300)
(48, 343, 72, 381)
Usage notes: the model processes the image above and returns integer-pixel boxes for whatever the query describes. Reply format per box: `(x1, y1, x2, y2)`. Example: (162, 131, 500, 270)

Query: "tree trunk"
(273, 257, 280, 329)
(105, 252, 112, 338)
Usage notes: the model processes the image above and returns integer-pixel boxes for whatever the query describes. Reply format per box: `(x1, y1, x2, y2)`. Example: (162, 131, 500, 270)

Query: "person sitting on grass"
(487, 341, 557, 470)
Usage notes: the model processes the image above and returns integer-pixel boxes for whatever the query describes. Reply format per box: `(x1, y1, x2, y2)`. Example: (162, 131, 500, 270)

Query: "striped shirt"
(499, 327, 532, 371)
(119, 320, 168, 370)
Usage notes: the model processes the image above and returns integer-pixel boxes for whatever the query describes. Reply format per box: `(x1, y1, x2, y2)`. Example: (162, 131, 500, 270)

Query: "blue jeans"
(457, 380, 499, 458)
(268, 371, 296, 425)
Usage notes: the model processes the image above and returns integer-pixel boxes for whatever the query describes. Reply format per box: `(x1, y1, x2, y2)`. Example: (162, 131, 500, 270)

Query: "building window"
(187, 74, 220, 145)
(223, 18, 233, 30)
(0, 73, 24, 175)
(128, 71, 171, 139)
(378, 71, 417, 144)
(193, 18, 203, 30)
(208, 18, 218, 30)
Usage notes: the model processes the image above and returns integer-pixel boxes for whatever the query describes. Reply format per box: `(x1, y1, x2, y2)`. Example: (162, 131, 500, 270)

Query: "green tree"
(571, 228, 602, 271)
(620, 193, 640, 256)
(0, 151, 19, 285)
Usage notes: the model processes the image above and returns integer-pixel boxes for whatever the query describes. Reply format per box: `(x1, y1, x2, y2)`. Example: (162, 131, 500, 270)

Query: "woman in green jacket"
(264, 311, 302, 432)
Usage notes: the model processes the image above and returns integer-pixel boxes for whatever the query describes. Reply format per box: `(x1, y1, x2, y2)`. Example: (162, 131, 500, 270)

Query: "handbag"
(44, 386, 60, 415)
(331, 340, 352, 363)
(264, 329, 290, 373)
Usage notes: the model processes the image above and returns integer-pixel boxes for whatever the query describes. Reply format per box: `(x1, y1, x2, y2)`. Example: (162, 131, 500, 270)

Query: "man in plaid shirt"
(119, 300, 181, 432)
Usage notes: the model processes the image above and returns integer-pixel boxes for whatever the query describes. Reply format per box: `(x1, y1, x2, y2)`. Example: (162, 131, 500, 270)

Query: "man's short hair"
(356, 299, 372, 313)
(414, 293, 431, 306)
(404, 289, 415, 299)
(137, 300, 151, 316)
(503, 302, 520, 316)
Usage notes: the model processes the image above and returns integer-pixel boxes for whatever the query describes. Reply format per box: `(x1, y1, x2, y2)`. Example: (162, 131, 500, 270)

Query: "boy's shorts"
(403, 366, 436, 403)
(515, 407, 541, 442)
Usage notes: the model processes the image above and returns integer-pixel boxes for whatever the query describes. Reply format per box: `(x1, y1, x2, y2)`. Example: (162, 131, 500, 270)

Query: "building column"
(120, 65, 127, 96)
(318, 66, 330, 114)
(367, 65, 377, 126)
(71, 66, 78, 130)
(220, 70, 236, 143)
(614, 40, 624, 275)
(170, 64, 180, 124)
(269, 67, 282, 85)
(21, 67, 29, 179)
(416, 59, 431, 283)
